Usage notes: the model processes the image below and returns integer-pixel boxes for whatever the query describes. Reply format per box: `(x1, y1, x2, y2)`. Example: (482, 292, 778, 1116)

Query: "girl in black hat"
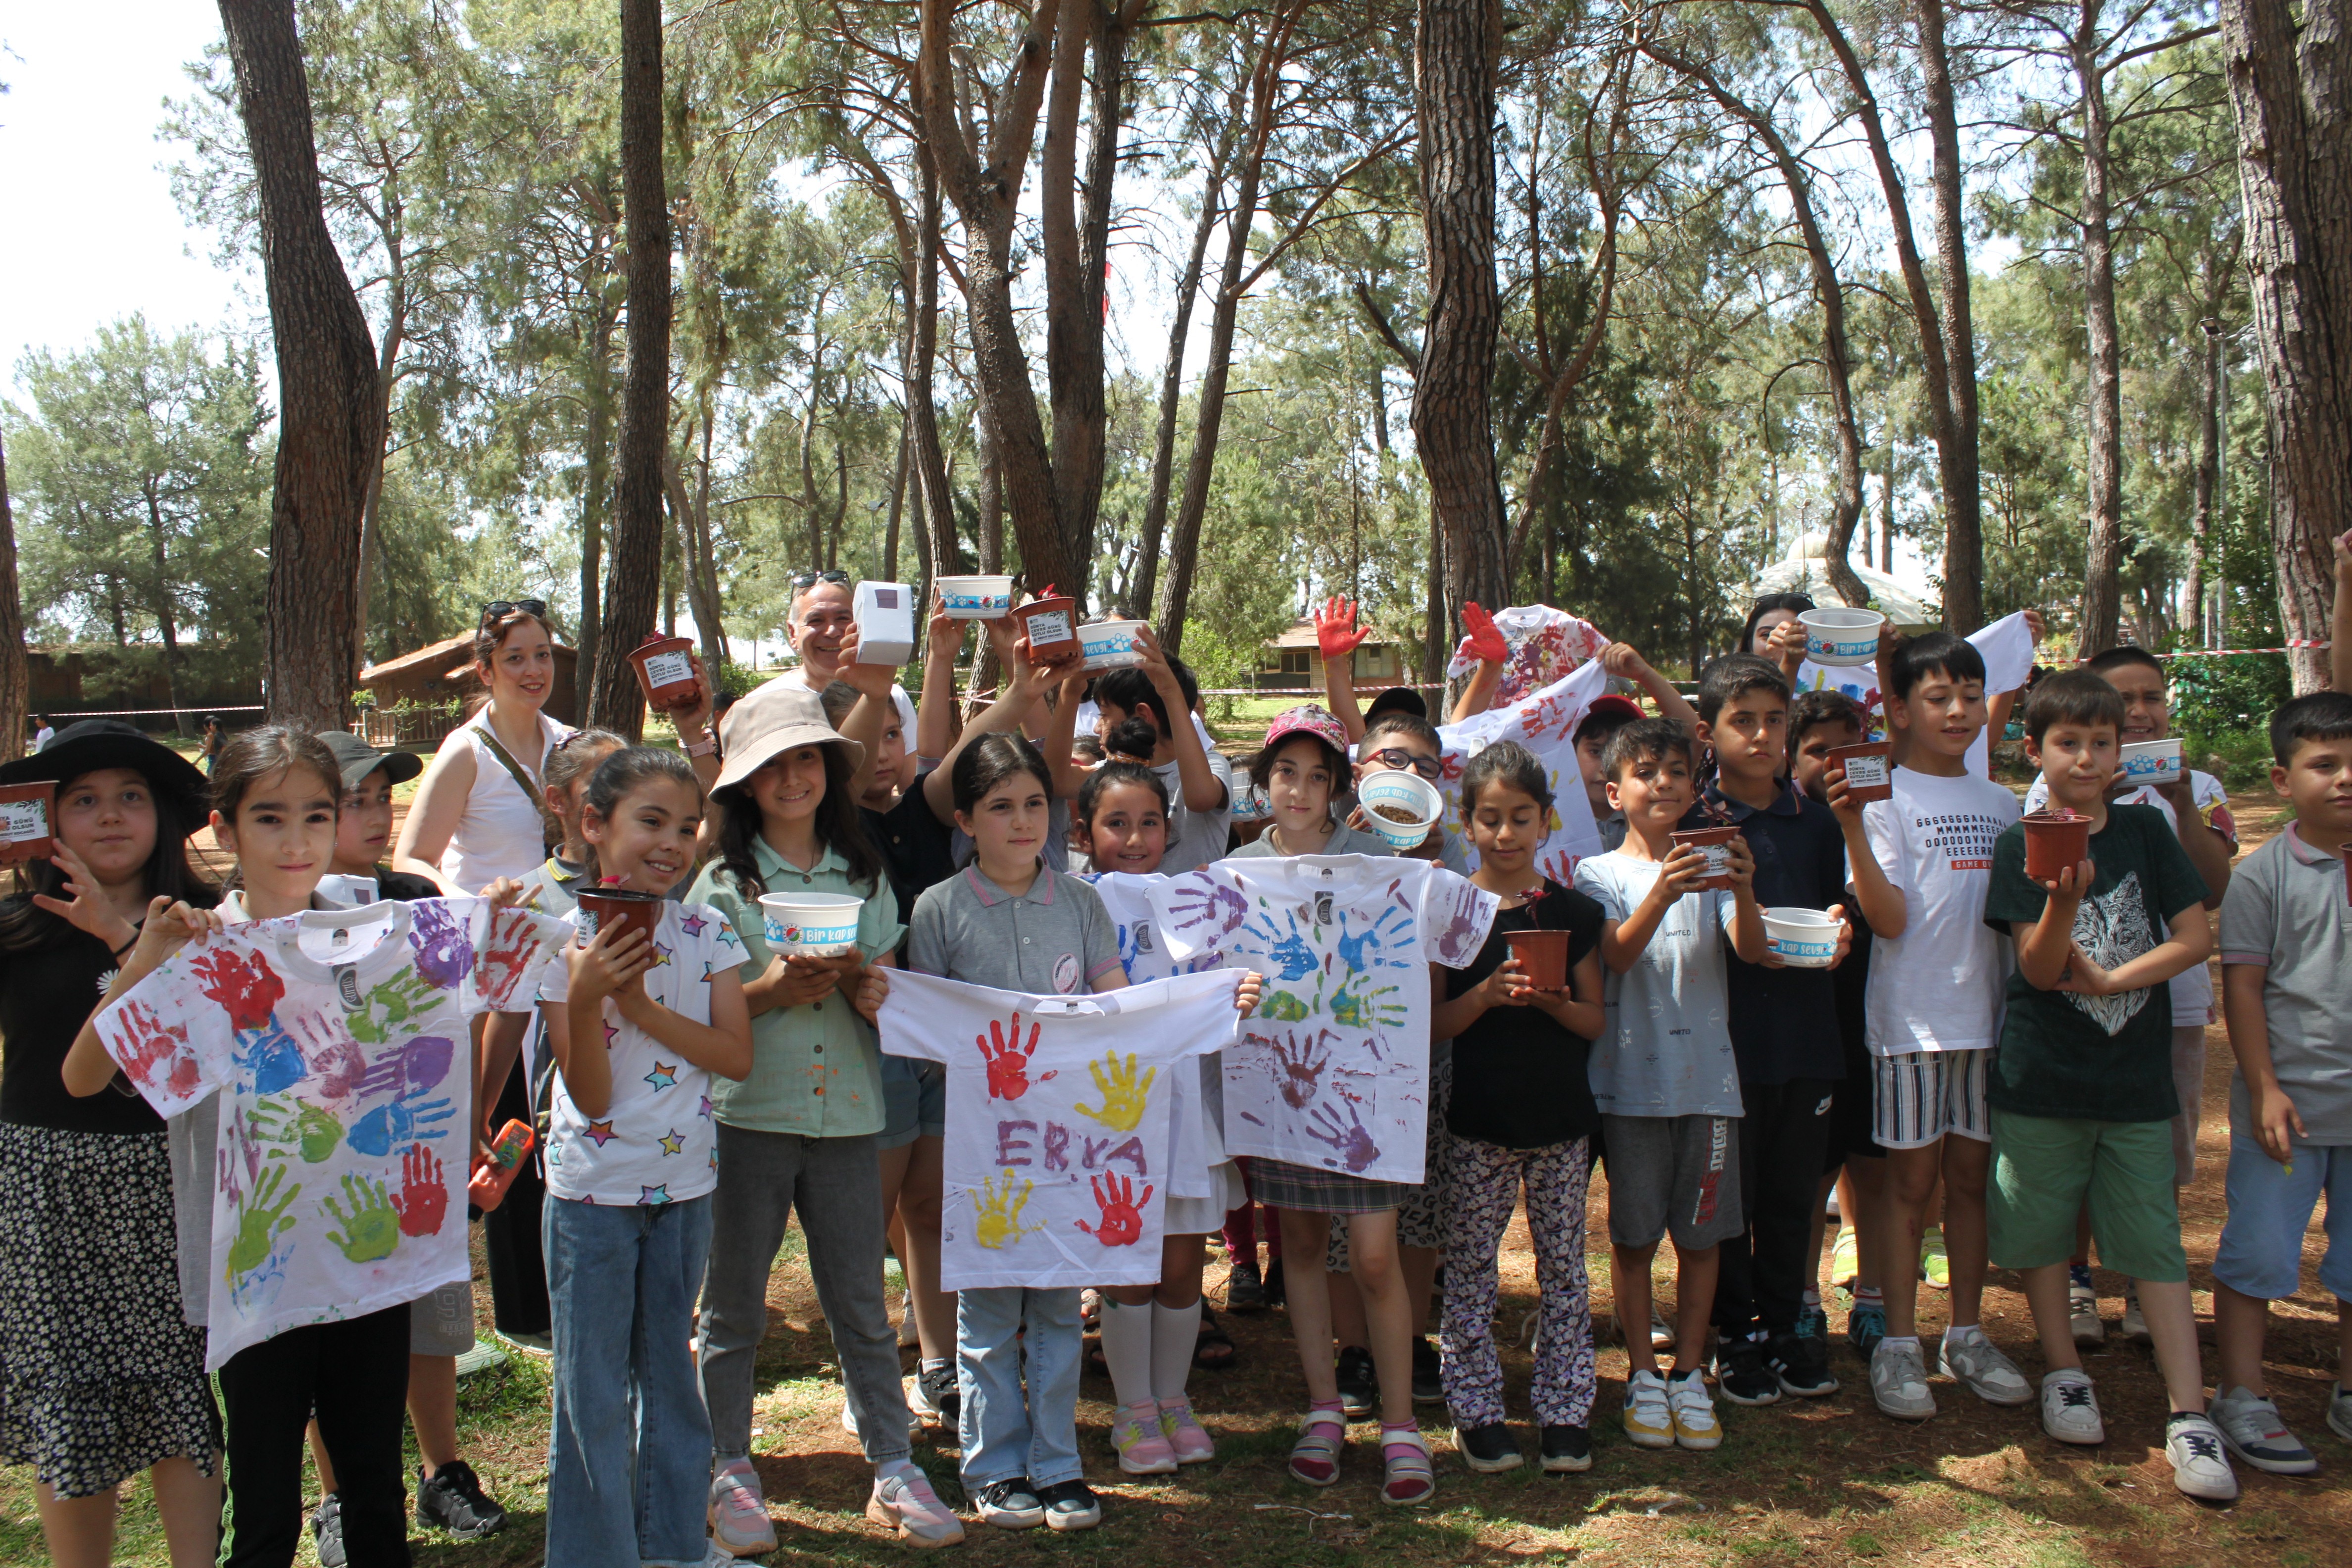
(0, 722, 222, 1568)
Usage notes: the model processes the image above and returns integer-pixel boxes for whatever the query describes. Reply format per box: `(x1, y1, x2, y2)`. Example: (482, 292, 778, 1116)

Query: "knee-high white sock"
(1098, 1297, 1156, 1411)
(1150, 1298, 1201, 1405)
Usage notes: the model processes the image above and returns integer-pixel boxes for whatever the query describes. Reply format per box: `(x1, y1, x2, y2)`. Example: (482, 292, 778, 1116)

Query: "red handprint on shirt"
(477, 909, 556, 1008)
(975, 1011, 1054, 1101)
(392, 1143, 449, 1237)
(190, 946, 285, 1033)
(110, 998, 203, 1101)
(1075, 1172, 1152, 1247)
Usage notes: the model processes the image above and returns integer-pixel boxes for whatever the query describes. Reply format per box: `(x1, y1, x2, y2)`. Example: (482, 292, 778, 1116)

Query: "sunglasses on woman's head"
(482, 598, 549, 623)
(1365, 748, 1444, 780)
(790, 569, 851, 590)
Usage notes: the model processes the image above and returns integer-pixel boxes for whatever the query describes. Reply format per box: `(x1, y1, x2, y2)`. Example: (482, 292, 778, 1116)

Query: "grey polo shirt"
(1158, 749, 1235, 874)
(906, 862, 1124, 995)
(1229, 819, 1397, 860)
(2218, 825, 2352, 1145)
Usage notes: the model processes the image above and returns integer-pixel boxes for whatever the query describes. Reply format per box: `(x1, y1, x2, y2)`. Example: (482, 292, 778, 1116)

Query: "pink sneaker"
(867, 1465, 965, 1548)
(707, 1457, 777, 1556)
(1158, 1400, 1216, 1465)
(1110, 1400, 1178, 1474)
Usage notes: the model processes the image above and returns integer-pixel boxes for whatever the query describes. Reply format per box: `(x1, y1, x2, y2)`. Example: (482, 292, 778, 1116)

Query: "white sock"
(1802, 1287, 1821, 1309)
(919, 1356, 950, 1374)
(1880, 1335, 1920, 1353)
(1945, 1322, 1984, 1343)
(1150, 1298, 1202, 1405)
(1097, 1298, 1156, 1410)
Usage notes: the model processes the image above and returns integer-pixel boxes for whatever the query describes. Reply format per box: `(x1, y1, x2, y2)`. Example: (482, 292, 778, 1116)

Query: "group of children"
(2, 573, 2350, 1567)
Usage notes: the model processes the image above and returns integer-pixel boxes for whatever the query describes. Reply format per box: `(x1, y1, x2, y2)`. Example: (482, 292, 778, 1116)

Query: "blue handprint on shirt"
(347, 1093, 454, 1157)
(1243, 907, 1319, 981)
(234, 1019, 308, 1098)
(1336, 906, 1415, 975)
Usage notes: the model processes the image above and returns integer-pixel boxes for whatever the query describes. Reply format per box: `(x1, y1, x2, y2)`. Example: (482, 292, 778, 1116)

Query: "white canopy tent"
(1738, 530, 1940, 632)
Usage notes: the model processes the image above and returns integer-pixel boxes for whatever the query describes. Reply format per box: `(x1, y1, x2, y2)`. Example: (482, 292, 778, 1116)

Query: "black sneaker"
(916, 1361, 961, 1426)
(417, 1460, 506, 1539)
(1715, 1334, 1782, 1406)
(310, 1492, 348, 1568)
(1226, 1258, 1266, 1312)
(1263, 1256, 1287, 1309)
(1412, 1337, 1444, 1404)
(1336, 1345, 1379, 1418)
(1036, 1478, 1101, 1531)
(1456, 1421, 1522, 1473)
(974, 1477, 1043, 1529)
(1540, 1423, 1591, 1473)
(1766, 1330, 1839, 1399)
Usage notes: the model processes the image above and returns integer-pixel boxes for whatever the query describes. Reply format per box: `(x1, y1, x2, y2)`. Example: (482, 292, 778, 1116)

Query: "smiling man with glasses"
(781, 568, 918, 744)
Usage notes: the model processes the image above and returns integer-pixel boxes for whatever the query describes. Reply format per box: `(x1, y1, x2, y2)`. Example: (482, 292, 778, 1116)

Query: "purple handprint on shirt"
(353, 1034, 456, 1101)
(1161, 874, 1249, 947)
(1305, 1096, 1381, 1173)
(408, 901, 475, 990)
(1428, 877, 1499, 967)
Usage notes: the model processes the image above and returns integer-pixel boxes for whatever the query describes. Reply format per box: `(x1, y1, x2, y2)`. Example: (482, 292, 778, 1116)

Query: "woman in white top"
(393, 602, 577, 895)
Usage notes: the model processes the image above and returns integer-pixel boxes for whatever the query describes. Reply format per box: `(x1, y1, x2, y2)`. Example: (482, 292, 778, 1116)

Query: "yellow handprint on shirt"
(971, 1169, 1041, 1250)
(1074, 1050, 1155, 1133)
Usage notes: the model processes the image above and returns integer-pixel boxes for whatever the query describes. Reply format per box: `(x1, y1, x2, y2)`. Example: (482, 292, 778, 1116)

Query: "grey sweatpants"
(696, 1122, 910, 1466)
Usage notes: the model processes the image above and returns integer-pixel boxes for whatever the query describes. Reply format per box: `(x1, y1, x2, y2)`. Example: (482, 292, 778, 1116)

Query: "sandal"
(1193, 1306, 1237, 1371)
(1287, 1405, 1347, 1486)
(1380, 1426, 1436, 1507)
(1080, 1287, 1103, 1330)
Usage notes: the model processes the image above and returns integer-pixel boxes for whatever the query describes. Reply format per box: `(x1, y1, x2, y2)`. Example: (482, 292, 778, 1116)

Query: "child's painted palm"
(248, 1095, 343, 1163)
(226, 1163, 300, 1278)
(1306, 1098, 1381, 1173)
(1336, 906, 1415, 975)
(1076, 1172, 1152, 1246)
(1246, 908, 1320, 981)
(1163, 878, 1248, 946)
(971, 1169, 1040, 1250)
(322, 1172, 401, 1262)
(191, 946, 285, 1032)
(1075, 1051, 1155, 1131)
(392, 1143, 448, 1237)
(1267, 1029, 1335, 1109)
(347, 1093, 453, 1158)
(407, 901, 476, 990)
(347, 970, 442, 1046)
(232, 1020, 309, 1098)
(1329, 975, 1404, 1030)
(975, 1012, 1052, 1101)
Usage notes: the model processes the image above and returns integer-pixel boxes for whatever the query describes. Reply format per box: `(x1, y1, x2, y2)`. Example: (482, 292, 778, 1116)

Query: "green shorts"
(1987, 1111, 2187, 1283)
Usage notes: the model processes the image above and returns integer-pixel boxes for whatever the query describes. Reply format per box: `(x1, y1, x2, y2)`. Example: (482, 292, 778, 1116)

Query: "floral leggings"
(1438, 1133, 1595, 1429)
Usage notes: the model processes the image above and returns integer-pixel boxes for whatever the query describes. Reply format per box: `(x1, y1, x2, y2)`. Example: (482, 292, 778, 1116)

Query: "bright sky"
(0, 5, 254, 404)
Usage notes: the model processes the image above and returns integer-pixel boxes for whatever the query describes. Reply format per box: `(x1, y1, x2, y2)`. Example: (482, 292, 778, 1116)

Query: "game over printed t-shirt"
(877, 967, 1236, 1290)
(1147, 855, 1498, 1185)
(536, 900, 750, 1206)
(97, 897, 571, 1369)
(1855, 766, 2023, 1055)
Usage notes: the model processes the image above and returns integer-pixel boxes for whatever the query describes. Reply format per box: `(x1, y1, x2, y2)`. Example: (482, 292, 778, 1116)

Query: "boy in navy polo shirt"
(1685, 655, 1853, 1406)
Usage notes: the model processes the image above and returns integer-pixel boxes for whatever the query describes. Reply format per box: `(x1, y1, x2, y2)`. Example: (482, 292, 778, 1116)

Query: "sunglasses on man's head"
(1365, 747, 1444, 780)
(790, 570, 851, 590)
(483, 598, 549, 623)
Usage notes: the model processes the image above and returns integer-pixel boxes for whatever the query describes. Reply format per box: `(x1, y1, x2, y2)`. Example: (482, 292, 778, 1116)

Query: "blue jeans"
(956, 1285, 1083, 1489)
(545, 1194, 715, 1568)
(2214, 1133, 2352, 1302)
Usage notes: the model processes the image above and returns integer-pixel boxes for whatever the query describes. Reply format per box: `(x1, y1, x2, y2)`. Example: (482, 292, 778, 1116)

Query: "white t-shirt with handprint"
(1081, 871, 1232, 1197)
(876, 968, 1235, 1289)
(97, 897, 571, 1369)
(535, 900, 750, 1207)
(1147, 855, 1499, 1184)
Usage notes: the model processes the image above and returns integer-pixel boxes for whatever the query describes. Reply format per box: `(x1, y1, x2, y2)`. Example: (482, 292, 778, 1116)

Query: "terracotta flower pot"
(629, 634, 700, 712)
(1504, 928, 1570, 991)
(2021, 811, 2093, 884)
(577, 886, 663, 951)
(1827, 740, 1894, 804)
(1669, 825, 1741, 890)
(0, 780, 57, 867)
(1012, 594, 1081, 666)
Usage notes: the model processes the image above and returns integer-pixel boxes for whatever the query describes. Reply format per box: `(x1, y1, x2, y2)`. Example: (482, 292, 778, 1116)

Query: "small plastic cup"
(1012, 595, 1082, 665)
(2118, 736, 2183, 788)
(1503, 928, 1571, 990)
(1078, 619, 1148, 671)
(1669, 826, 1742, 889)
(629, 634, 699, 711)
(1827, 740, 1894, 804)
(1762, 906, 1841, 968)
(0, 780, 57, 866)
(759, 891, 864, 955)
(576, 886, 664, 950)
(2021, 811, 2093, 884)
(1356, 770, 1443, 850)
(1799, 607, 1886, 667)
(934, 575, 1016, 619)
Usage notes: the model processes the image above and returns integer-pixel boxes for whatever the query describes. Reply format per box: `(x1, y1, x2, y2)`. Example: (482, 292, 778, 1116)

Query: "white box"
(853, 581, 917, 666)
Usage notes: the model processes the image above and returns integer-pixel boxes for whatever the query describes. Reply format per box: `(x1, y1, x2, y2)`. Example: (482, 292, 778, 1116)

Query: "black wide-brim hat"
(0, 720, 213, 834)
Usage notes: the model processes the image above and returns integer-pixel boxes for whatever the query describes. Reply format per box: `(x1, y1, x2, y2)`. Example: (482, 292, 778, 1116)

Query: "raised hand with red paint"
(1075, 1172, 1152, 1246)
(975, 1010, 1053, 1101)
(392, 1142, 449, 1237)
(1461, 601, 1509, 665)
(1315, 595, 1372, 663)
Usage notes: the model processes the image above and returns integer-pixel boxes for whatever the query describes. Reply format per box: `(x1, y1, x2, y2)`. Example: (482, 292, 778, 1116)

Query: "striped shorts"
(1871, 1048, 1991, 1150)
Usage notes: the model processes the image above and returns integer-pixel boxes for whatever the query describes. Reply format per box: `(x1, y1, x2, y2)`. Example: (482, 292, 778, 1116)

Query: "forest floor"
(6, 796, 2347, 1568)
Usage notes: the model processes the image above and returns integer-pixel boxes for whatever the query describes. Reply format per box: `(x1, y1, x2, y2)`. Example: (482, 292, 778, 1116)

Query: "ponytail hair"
(579, 746, 701, 883)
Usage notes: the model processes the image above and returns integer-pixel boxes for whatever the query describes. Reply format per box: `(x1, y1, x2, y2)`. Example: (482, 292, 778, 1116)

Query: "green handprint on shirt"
(321, 1172, 401, 1262)
(346, 969, 442, 1046)
(248, 1096, 343, 1163)
(1329, 975, 1405, 1030)
(226, 1163, 299, 1279)
(1255, 978, 1320, 1023)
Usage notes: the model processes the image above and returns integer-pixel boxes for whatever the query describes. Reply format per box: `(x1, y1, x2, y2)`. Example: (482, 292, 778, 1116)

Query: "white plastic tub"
(759, 891, 864, 955)
(1762, 906, 1842, 968)
(1799, 607, 1886, 667)
(2118, 736, 2183, 788)
(934, 575, 1015, 619)
(1078, 619, 1148, 671)
(1356, 771, 1443, 850)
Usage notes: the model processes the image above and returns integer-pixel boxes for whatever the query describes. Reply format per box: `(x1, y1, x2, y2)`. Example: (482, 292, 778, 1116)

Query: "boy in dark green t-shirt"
(1982, 669, 2227, 1499)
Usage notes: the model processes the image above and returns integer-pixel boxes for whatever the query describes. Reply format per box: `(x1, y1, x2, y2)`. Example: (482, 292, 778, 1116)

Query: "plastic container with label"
(1013, 595, 1082, 665)
(2117, 736, 2183, 788)
(0, 780, 56, 867)
(577, 886, 663, 950)
(852, 581, 917, 667)
(935, 575, 1016, 619)
(1762, 906, 1841, 968)
(629, 634, 700, 711)
(1356, 770, 1443, 850)
(1827, 740, 1895, 804)
(1669, 825, 1742, 889)
(1799, 607, 1886, 667)
(1078, 619, 1148, 671)
(759, 891, 864, 955)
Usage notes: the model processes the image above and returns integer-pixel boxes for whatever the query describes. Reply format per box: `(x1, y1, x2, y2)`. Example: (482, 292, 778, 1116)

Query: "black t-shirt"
(862, 769, 958, 943)
(372, 866, 441, 903)
(1680, 782, 1849, 1085)
(1444, 878, 1607, 1149)
(0, 907, 165, 1135)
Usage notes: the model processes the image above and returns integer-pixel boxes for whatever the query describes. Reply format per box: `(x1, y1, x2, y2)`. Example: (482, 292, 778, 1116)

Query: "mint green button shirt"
(686, 839, 906, 1137)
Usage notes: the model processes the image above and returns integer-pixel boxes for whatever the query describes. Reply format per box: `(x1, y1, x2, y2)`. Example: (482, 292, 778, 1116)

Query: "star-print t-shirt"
(536, 899, 750, 1206)
(1082, 871, 1232, 1199)
(96, 897, 571, 1369)
(1147, 855, 1498, 1185)
(877, 967, 1236, 1290)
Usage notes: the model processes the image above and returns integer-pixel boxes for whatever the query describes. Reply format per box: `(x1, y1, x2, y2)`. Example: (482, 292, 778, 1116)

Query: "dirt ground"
(8, 797, 2348, 1568)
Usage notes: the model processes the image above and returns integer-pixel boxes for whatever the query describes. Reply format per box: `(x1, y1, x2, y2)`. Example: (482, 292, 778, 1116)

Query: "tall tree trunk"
(577, 310, 617, 678)
(0, 432, 25, 764)
(141, 489, 187, 730)
(909, 149, 960, 581)
(220, 0, 382, 732)
(1412, 0, 1510, 615)
(2075, 18, 2127, 654)
(352, 246, 405, 665)
(2220, 0, 2348, 692)
(2187, 312, 2222, 642)
(1880, 447, 1896, 572)
(1914, 0, 1986, 632)
(1043, 0, 1107, 581)
(883, 415, 909, 586)
(1423, 508, 1447, 688)
(1134, 133, 1230, 618)
(588, 0, 672, 739)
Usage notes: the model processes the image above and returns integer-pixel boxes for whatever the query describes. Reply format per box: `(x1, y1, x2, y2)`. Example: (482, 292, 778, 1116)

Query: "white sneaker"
(1938, 1330, 2032, 1407)
(2039, 1369, 2105, 1445)
(708, 1458, 778, 1556)
(2068, 1281, 2105, 1347)
(1870, 1339, 1937, 1420)
(2165, 1412, 2240, 1502)
(1621, 1368, 1674, 1449)
(1667, 1369, 1721, 1451)
(2118, 1285, 2150, 1344)
(2209, 1384, 2318, 1474)
(1649, 1309, 1674, 1353)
